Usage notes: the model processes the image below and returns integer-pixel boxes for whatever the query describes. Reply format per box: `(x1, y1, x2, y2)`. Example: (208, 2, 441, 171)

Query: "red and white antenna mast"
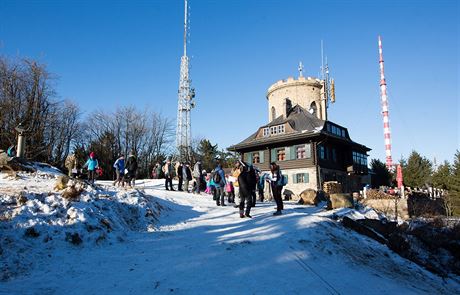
(378, 35, 393, 170)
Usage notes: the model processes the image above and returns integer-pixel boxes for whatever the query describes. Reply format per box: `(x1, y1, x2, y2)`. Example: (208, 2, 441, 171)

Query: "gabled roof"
(228, 104, 371, 152)
(261, 105, 325, 131)
(229, 105, 325, 150)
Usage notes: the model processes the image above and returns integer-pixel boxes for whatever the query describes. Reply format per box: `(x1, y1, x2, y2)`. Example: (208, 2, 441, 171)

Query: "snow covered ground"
(1, 171, 459, 295)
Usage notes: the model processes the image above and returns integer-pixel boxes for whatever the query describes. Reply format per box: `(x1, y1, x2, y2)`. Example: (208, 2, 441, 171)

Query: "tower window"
(310, 102, 317, 116)
(271, 106, 276, 120)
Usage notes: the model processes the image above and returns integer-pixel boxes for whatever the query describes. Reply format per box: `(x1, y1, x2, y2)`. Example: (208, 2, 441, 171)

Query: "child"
(204, 172, 212, 194)
(225, 175, 235, 203)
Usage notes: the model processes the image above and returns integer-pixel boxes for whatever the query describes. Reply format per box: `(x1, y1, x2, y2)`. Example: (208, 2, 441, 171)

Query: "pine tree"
(432, 161, 451, 189)
(402, 150, 433, 188)
(370, 159, 392, 188)
(449, 150, 460, 216)
(196, 139, 218, 172)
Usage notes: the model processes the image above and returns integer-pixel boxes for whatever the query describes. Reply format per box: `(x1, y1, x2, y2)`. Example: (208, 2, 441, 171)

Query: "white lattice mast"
(378, 35, 393, 170)
(176, 0, 195, 160)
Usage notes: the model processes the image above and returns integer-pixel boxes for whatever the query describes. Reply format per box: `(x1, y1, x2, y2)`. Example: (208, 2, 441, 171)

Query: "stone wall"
(363, 198, 409, 220)
(266, 77, 324, 121)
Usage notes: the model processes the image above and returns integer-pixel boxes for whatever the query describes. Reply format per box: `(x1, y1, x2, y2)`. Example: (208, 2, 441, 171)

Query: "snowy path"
(1, 179, 459, 295)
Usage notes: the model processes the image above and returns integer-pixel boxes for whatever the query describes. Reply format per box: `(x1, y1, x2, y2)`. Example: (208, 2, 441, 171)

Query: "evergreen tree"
(431, 161, 451, 189)
(88, 131, 118, 180)
(402, 150, 432, 188)
(451, 150, 460, 192)
(370, 159, 392, 188)
(449, 150, 460, 216)
(197, 139, 218, 172)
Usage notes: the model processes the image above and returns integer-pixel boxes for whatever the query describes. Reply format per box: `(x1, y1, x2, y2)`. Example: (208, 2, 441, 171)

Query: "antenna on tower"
(298, 61, 304, 77)
(378, 35, 393, 170)
(320, 40, 335, 121)
(176, 0, 195, 162)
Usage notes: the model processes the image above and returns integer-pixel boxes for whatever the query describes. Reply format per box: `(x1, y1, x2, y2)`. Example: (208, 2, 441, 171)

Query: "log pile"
(323, 181, 342, 194)
(366, 189, 395, 200)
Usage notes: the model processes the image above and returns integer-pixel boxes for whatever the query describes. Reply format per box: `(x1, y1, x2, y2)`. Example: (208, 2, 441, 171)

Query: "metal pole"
(17, 133, 25, 158)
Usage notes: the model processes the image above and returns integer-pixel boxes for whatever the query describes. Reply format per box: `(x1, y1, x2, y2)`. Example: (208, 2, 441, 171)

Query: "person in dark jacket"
(176, 162, 184, 191)
(236, 160, 257, 218)
(268, 162, 284, 215)
(126, 151, 138, 187)
(113, 154, 125, 187)
(183, 163, 192, 193)
(213, 163, 227, 206)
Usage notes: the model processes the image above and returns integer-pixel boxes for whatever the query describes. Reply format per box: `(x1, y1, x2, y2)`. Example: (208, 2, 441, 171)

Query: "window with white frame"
(278, 125, 285, 134)
(263, 128, 270, 137)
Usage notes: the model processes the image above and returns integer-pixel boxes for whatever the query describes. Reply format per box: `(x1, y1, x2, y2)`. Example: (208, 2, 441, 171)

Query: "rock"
(327, 193, 353, 209)
(299, 189, 319, 205)
(358, 219, 398, 238)
(54, 175, 69, 191)
(62, 184, 83, 201)
(342, 217, 387, 244)
(363, 198, 409, 220)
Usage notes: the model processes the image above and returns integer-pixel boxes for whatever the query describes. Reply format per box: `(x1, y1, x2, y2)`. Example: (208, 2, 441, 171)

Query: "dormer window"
(270, 124, 285, 136)
(263, 128, 270, 137)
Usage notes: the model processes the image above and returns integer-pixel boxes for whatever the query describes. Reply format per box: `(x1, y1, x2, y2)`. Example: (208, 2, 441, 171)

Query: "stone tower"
(266, 76, 328, 121)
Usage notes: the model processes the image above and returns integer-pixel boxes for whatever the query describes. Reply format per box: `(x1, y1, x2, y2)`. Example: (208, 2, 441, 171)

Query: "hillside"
(0, 168, 459, 294)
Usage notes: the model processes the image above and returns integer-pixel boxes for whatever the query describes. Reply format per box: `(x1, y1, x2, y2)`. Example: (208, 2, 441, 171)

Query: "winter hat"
(90, 152, 95, 158)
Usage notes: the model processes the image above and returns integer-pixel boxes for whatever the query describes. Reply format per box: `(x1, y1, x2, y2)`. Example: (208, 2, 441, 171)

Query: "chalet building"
(228, 74, 370, 196)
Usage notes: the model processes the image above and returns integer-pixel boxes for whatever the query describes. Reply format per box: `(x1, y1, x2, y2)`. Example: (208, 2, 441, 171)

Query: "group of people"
(158, 157, 287, 217)
(160, 159, 193, 192)
(80, 151, 138, 187)
(112, 151, 138, 188)
(81, 151, 286, 216)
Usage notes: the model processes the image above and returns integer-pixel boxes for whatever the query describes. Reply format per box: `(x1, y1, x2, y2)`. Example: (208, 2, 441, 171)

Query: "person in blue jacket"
(113, 154, 125, 187)
(83, 152, 99, 184)
(212, 161, 227, 206)
(7, 145, 15, 157)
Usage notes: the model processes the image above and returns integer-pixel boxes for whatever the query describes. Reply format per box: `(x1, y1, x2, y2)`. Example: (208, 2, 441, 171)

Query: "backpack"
(213, 170, 222, 183)
(280, 174, 288, 186)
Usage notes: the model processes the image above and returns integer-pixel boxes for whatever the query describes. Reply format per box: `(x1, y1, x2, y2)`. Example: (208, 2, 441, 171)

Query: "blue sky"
(1, 0, 458, 164)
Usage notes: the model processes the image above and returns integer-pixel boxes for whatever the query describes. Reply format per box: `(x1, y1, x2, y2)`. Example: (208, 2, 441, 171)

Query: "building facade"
(229, 75, 370, 197)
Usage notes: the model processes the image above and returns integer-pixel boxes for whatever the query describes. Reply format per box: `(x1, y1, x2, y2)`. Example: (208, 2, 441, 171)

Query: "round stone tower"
(266, 76, 326, 121)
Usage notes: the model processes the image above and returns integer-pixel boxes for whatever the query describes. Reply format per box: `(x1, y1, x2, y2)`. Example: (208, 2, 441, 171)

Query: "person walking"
(212, 163, 226, 206)
(83, 152, 99, 184)
(183, 163, 192, 193)
(193, 160, 203, 194)
(126, 151, 138, 187)
(268, 162, 284, 215)
(163, 159, 174, 191)
(113, 154, 125, 187)
(176, 161, 184, 191)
